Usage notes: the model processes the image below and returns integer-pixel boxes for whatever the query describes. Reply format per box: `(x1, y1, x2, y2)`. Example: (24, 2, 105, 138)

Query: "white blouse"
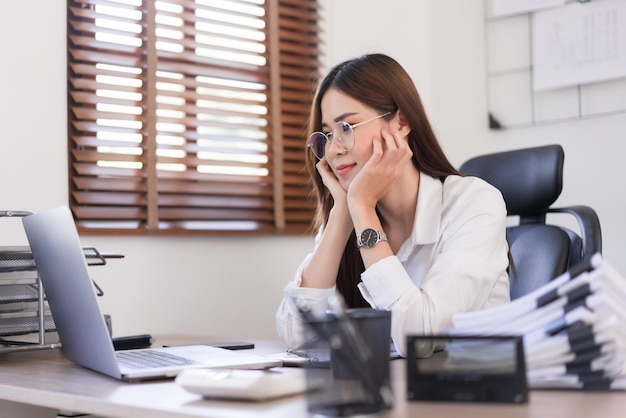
(275, 173, 511, 357)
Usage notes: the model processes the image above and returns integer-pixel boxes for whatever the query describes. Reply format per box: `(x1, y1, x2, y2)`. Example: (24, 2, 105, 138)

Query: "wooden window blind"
(67, 0, 320, 235)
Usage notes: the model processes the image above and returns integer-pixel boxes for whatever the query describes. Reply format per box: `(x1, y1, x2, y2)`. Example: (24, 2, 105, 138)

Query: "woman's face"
(319, 88, 387, 190)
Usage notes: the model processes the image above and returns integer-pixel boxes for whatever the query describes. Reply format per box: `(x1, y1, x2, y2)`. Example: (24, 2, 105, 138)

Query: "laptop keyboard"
(116, 349, 197, 369)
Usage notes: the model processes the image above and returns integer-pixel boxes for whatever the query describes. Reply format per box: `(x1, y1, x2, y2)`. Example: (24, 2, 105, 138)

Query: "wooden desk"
(0, 339, 625, 418)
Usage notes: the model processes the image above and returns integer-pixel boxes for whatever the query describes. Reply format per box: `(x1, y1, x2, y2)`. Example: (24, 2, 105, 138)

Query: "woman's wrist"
(348, 201, 378, 224)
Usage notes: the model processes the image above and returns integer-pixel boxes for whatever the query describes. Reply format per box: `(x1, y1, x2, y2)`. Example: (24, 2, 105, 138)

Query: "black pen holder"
(302, 308, 392, 417)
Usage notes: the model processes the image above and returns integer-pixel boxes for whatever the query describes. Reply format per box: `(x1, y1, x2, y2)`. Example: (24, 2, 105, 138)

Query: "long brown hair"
(306, 54, 460, 307)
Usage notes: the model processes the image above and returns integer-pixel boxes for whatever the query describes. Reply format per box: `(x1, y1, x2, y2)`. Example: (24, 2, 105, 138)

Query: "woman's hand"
(302, 158, 354, 290)
(348, 127, 413, 210)
(316, 158, 348, 208)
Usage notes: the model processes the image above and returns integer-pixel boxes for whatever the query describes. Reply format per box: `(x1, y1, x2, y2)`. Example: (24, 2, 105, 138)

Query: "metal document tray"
(0, 210, 115, 353)
(0, 246, 110, 352)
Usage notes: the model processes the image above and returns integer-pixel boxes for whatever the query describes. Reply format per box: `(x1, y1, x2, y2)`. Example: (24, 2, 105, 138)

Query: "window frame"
(67, 0, 321, 235)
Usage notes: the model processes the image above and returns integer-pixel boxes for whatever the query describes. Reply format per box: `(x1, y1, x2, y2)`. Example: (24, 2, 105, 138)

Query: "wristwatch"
(357, 228, 388, 248)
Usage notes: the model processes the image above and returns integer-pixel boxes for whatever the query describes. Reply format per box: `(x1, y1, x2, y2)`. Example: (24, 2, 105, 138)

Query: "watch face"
(360, 228, 378, 247)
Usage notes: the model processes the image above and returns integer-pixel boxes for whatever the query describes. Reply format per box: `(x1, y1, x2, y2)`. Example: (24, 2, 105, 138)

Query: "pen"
(327, 294, 372, 365)
(286, 349, 312, 359)
(327, 294, 393, 408)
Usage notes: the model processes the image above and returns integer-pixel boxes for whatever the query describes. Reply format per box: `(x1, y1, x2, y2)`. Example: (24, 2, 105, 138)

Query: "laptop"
(22, 206, 281, 382)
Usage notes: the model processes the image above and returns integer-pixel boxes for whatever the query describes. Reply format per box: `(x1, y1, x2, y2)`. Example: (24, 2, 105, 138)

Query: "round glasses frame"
(308, 112, 391, 160)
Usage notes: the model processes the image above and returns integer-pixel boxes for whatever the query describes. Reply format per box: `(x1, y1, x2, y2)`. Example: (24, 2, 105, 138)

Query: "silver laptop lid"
(23, 206, 122, 379)
(23, 206, 282, 382)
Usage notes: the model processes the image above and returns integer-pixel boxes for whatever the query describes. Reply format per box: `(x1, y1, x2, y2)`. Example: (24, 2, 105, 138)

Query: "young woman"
(276, 54, 510, 356)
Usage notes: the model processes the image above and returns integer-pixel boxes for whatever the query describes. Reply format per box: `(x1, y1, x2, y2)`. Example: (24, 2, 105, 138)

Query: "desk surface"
(0, 337, 625, 418)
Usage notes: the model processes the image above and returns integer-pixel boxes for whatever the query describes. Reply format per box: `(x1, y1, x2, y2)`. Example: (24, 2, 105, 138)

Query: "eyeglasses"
(308, 112, 391, 160)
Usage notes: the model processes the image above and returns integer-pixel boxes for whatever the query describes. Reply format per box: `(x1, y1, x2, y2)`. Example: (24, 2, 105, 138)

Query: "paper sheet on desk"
(266, 349, 330, 367)
(268, 344, 401, 367)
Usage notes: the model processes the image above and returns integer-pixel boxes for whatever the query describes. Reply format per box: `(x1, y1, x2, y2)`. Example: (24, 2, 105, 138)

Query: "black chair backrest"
(459, 145, 602, 300)
(460, 145, 563, 222)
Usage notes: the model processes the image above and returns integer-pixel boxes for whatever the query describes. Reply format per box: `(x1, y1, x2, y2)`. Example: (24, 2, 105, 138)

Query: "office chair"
(459, 145, 602, 299)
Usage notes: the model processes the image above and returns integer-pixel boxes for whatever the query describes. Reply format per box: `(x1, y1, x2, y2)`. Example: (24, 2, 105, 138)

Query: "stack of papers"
(449, 254, 626, 391)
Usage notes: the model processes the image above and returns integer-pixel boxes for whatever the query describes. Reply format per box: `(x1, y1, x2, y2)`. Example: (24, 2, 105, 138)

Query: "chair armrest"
(547, 205, 602, 259)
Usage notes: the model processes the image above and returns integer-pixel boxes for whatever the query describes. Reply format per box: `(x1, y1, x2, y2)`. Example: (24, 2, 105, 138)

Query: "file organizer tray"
(0, 211, 110, 353)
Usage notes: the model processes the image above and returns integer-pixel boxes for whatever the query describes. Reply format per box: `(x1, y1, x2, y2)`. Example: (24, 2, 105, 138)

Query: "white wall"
(321, 0, 626, 275)
(0, 0, 312, 341)
(1, 0, 624, 342)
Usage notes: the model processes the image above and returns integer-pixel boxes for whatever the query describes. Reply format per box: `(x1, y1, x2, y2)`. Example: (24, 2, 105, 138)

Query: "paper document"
(449, 254, 626, 391)
(532, 0, 626, 91)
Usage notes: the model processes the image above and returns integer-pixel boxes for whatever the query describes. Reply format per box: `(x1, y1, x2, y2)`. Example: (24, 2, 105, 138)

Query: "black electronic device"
(112, 334, 154, 351)
(210, 341, 255, 350)
(406, 335, 528, 404)
(162, 341, 255, 350)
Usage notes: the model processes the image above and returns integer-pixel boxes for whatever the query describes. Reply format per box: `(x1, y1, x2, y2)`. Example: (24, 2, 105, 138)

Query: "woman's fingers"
(316, 159, 347, 203)
(370, 128, 412, 171)
(347, 128, 411, 207)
